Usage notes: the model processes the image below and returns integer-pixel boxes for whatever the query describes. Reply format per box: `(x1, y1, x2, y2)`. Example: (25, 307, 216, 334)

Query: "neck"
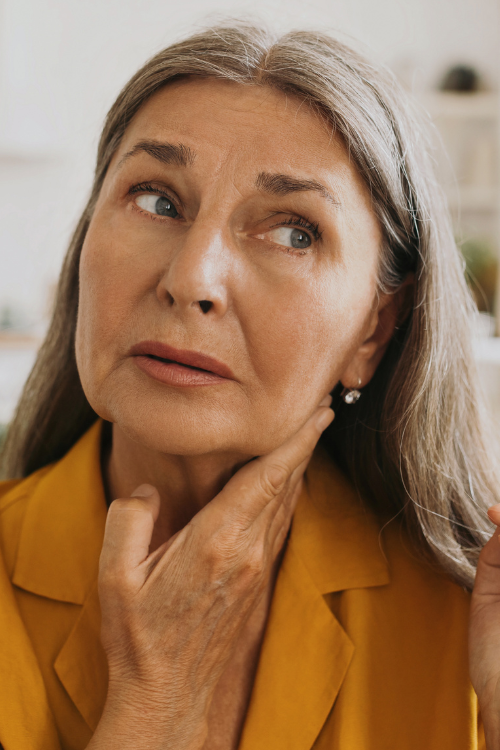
(103, 423, 250, 549)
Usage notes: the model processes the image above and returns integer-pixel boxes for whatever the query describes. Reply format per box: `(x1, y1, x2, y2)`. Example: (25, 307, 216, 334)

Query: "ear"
(340, 275, 414, 390)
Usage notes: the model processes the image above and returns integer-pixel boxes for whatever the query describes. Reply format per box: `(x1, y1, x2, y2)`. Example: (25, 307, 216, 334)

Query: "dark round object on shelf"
(440, 65, 479, 92)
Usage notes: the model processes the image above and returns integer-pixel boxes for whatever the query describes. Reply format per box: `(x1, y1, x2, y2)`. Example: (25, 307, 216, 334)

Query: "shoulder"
(303, 447, 471, 625)
(330, 520, 474, 728)
(374, 517, 471, 640)
(0, 467, 53, 577)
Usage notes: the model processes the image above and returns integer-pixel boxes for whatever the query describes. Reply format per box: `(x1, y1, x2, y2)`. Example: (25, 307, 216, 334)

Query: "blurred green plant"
(0, 306, 15, 331)
(0, 424, 7, 452)
(459, 237, 498, 314)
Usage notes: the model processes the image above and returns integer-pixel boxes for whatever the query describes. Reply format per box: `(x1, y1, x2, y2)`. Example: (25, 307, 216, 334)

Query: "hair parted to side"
(1, 22, 497, 588)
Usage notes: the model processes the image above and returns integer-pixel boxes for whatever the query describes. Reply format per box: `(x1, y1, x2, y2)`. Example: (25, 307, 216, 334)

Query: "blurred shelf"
(446, 185, 498, 211)
(422, 92, 498, 120)
(0, 332, 42, 350)
(473, 336, 500, 363)
(420, 89, 500, 332)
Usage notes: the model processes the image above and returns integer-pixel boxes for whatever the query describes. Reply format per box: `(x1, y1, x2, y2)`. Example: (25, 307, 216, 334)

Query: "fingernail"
(131, 484, 156, 498)
(319, 394, 333, 407)
(315, 408, 334, 431)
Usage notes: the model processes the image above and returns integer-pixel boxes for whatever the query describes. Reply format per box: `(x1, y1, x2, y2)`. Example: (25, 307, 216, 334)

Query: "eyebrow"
(118, 139, 196, 169)
(117, 144, 339, 206)
(255, 171, 340, 206)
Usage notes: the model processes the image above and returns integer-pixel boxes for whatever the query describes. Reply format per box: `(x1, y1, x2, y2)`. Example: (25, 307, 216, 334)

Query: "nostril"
(198, 300, 213, 314)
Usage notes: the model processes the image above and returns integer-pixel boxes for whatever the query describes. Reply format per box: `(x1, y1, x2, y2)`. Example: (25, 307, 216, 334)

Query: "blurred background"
(0, 0, 499, 434)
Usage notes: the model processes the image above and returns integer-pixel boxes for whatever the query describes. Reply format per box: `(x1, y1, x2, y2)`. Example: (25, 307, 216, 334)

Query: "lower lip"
(133, 355, 230, 387)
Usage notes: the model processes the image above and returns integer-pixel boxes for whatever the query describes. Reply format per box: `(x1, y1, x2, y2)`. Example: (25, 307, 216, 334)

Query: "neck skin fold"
(103, 422, 250, 551)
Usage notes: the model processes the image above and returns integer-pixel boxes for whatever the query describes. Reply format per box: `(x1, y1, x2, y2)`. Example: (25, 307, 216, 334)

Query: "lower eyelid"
(130, 201, 168, 222)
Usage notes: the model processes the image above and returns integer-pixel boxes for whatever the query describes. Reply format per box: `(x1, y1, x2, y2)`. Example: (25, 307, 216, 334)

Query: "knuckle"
(98, 564, 129, 592)
(108, 498, 129, 514)
(205, 531, 266, 591)
(237, 544, 266, 589)
(203, 539, 226, 570)
(261, 461, 290, 497)
(108, 497, 148, 515)
(209, 529, 242, 566)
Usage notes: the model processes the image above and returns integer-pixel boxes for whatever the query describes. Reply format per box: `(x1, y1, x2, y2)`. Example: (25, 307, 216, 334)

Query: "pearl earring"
(341, 378, 362, 404)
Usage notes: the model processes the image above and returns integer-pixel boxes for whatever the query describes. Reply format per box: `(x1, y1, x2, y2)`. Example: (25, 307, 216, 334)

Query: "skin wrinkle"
(255, 171, 340, 205)
(77, 78, 399, 517)
(76, 78, 408, 749)
(118, 140, 196, 170)
(1, 27, 496, 744)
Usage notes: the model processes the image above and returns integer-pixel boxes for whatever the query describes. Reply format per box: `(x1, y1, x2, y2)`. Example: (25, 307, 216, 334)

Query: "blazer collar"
(291, 447, 389, 595)
(0, 541, 62, 749)
(13, 420, 107, 604)
(11, 421, 390, 743)
(12, 424, 388, 605)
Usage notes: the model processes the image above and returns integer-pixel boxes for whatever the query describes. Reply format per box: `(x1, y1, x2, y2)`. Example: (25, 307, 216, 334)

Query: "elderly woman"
(1, 22, 500, 750)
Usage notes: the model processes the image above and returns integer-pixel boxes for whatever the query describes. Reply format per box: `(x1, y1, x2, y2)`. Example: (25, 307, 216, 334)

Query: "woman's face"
(76, 78, 384, 458)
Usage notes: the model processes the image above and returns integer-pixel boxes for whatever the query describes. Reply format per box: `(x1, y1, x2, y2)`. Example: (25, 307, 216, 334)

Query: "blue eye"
(289, 228, 311, 249)
(268, 226, 312, 250)
(136, 194, 179, 218)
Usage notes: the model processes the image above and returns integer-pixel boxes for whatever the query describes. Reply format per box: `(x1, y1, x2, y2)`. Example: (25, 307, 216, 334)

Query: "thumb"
(99, 484, 161, 582)
(473, 506, 500, 598)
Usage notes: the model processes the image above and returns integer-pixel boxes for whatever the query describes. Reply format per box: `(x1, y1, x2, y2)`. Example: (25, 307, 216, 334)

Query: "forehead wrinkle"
(255, 172, 341, 206)
(117, 139, 196, 170)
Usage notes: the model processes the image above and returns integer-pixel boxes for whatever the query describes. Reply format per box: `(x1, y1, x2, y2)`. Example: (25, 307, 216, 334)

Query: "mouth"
(129, 340, 235, 386)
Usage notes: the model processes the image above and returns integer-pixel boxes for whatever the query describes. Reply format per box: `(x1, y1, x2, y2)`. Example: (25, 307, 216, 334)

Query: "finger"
(265, 454, 310, 533)
(488, 504, 500, 527)
(268, 477, 304, 557)
(145, 528, 184, 578)
(211, 406, 334, 524)
(259, 451, 310, 529)
(99, 484, 161, 581)
(262, 406, 333, 491)
(472, 509, 500, 599)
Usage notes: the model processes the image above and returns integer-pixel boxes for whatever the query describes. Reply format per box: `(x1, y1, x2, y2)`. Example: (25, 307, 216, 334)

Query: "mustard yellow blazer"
(0, 421, 484, 749)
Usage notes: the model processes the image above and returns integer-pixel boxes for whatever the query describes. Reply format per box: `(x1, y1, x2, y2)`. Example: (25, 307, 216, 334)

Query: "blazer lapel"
(12, 421, 107, 605)
(11, 420, 109, 732)
(54, 583, 108, 731)
(7, 424, 389, 748)
(238, 543, 354, 750)
(0, 550, 61, 750)
(239, 450, 390, 750)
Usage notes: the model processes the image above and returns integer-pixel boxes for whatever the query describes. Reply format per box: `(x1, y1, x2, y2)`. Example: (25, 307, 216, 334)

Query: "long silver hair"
(1, 23, 497, 588)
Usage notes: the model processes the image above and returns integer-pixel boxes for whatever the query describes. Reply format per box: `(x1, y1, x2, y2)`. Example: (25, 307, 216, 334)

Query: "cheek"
(245, 269, 375, 399)
(75, 222, 143, 396)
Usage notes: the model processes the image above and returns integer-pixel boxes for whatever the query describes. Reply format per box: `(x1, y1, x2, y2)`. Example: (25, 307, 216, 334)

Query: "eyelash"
(128, 182, 323, 243)
(271, 215, 322, 243)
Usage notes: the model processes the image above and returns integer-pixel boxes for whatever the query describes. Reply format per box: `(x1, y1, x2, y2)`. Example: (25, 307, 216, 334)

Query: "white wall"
(0, 0, 498, 327)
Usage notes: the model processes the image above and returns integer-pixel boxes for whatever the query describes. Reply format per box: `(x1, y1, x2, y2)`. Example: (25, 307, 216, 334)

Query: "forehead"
(118, 78, 357, 185)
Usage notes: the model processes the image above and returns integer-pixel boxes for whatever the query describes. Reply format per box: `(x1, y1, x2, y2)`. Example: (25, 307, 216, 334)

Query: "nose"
(157, 222, 230, 317)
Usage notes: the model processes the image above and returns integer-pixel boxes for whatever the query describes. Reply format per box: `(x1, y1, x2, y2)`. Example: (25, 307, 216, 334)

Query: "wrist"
(89, 684, 207, 750)
(477, 684, 500, 749)
(482, 715, 500, 750)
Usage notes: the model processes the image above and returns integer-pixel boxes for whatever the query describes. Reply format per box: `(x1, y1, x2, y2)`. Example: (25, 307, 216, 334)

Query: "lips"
(129, 340, 235, 381)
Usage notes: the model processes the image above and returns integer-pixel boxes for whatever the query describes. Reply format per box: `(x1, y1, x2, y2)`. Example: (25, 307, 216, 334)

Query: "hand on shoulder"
(470, 504, 500, 748)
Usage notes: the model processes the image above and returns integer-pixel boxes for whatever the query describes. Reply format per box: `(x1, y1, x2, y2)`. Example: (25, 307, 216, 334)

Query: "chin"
(81, 366, 306, 459)
(97, 393, 299, 461)
(87, 389, 251, 459)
